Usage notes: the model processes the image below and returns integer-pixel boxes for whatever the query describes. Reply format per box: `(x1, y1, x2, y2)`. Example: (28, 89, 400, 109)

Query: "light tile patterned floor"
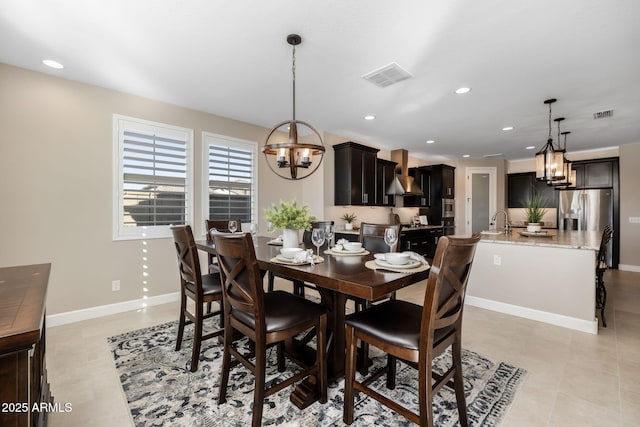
(46, 270, 640, 426)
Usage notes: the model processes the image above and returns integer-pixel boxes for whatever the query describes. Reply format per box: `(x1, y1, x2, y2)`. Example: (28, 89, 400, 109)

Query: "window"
(113, 115, 193, 240)
(202, 133, 257, 232)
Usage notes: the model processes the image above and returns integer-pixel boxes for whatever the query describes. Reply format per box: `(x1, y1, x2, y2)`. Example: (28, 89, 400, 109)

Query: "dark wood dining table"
(196, 236, 429, 407)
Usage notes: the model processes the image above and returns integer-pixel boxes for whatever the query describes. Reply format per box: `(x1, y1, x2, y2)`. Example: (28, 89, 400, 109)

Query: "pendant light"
(535, 99, 565, 181)
(554, 131, 576, 189)
(548, 117, 566, 184)
(262, 34, 325, 180)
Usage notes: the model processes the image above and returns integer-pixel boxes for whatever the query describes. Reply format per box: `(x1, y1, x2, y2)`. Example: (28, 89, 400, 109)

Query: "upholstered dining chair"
(171, 225, 224, 372)
(353, 222, 402, 374)
(343, 233, 481, 427)
(213, 232, 328, 427)
(596, 225, 613, 327)
(267, 220, 334, 297)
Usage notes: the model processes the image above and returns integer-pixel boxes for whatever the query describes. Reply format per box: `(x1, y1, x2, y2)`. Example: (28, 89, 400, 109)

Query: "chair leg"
(418, 356, 435, 427)
(190, 300, 204, 372)
(175, 292, 187, 351)
(277, 342, 285, 372)
(386, 354, 396, 389)
(452, 339, 469, 427)
(252, 342, 266, 427)
(317, 313, 328, 404)
(218, 322, 233, 404)
(343, 324, 357, 425)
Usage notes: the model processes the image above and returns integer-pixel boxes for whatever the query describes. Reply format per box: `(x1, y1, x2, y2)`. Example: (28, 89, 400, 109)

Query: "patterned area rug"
(108, 319, 526, 426)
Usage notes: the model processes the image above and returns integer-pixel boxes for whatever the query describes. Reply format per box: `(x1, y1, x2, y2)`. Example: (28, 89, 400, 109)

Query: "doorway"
(465, 167, 497, 234)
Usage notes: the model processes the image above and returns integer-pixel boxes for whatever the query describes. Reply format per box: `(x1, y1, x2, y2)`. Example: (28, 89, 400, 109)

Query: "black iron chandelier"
(262, 34, 325, 180)
(535, 98, 565, 182)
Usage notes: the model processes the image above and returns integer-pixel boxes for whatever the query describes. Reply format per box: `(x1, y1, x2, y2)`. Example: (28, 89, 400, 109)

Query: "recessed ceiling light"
(502, 126, 514, 131)
(455, 87, 471, 95)
(364, 115, 375, 121)
(525, 146, 536, 150)
(42, 59, 64, 69)
(462, 154, 470, 158)
(425, 140, 435, 144)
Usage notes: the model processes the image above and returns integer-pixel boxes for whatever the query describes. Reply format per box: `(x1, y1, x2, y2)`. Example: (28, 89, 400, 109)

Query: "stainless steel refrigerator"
(559, 189, 613, 265)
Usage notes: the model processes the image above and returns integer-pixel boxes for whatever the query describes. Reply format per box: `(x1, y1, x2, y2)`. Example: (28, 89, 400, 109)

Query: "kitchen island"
(466, 230, 601, 334)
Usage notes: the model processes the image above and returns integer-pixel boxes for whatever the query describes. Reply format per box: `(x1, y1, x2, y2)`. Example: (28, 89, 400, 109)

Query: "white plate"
(275, 254, 312, 264)
(332, 246, 366, 254)
(374, 258, 421, 269)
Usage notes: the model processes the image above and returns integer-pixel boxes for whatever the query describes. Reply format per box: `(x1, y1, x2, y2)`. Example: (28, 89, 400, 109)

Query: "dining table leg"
(289, 289, 348, 409)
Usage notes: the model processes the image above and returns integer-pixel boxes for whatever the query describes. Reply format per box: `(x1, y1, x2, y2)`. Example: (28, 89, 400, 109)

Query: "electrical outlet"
(630, 217, 640, 224)
(493, 255, 501, 266)
(112, 280, 121, 291)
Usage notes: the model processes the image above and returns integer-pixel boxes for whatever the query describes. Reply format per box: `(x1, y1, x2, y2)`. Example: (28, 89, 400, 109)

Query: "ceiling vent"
(593, 109, 614, 119)
(362, 62, 412, 88)
(483, 153, 504, 158)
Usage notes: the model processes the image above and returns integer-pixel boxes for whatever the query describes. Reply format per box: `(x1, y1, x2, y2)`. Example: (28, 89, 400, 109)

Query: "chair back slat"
(359, 223, 401, 253)
(213, 233, 264, 320)
(421, 234, 480, 342)
(171, 225, 203, 292)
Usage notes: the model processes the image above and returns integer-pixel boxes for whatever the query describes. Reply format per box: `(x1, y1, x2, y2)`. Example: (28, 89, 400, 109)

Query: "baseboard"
(465, 295, 598, 335)
(46, 292, 180, 327)
(618, 264, 640, 272)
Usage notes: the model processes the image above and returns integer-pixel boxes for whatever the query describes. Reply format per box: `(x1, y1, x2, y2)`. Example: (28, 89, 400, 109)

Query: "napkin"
(268, 235, 283, 245)
(403, 251, 429, 265)
(293, 249, 316, 265)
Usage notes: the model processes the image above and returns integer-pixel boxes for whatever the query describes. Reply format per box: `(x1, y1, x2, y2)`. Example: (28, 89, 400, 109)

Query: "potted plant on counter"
(525, 193, 547, 232)
(341, 212, 357, 230)
(264, 199, 314, 248)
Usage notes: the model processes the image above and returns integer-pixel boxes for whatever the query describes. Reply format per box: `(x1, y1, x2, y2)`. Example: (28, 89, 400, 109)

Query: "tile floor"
(46, 269, 640, 426)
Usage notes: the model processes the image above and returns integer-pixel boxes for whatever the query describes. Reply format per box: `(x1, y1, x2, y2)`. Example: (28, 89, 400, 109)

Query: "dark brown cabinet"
(572, 160, 614, 189)
(507, 172, 558, 209)
(1, 264, 52, 427)
(376, 158, 397, 206)
(334, 142, 379, 206)
(404, 166, 431, 207)
(400, 226, 443, 260)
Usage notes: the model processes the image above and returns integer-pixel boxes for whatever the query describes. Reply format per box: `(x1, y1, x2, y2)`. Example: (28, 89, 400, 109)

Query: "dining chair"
(171, 225, 224, 372)
(596, 225, 613, 327)
(353, 222, 402, 374)
(205, 219, 243, 274)
(267, 220, 334, 297)
(213, 232, 328, 427)
(343, 233, 481, 427)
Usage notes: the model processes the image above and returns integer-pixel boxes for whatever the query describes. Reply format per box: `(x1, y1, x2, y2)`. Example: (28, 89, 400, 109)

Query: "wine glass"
(267, 221, 274, 235)
(311, 228, 326, 258)
(228, 220, 238, 233)
(384, 227, 398, 253)
(324, 224, 334, 248)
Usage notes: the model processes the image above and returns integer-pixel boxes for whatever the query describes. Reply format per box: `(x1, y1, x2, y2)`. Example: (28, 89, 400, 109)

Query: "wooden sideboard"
(0, 263, 52, 427)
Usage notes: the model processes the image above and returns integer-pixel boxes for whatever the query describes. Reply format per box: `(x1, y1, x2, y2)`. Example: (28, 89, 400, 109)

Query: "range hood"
(387, 149, 424, 196)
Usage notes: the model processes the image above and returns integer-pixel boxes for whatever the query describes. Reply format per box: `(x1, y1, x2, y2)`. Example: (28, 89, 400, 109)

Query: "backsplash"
(507, 208, 558, 228)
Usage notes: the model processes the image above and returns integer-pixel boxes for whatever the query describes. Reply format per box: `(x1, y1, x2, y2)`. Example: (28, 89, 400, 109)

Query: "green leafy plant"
(264, 199, 314, 230)
(525, 193, 548, 224)
(341, 212, 357, 224)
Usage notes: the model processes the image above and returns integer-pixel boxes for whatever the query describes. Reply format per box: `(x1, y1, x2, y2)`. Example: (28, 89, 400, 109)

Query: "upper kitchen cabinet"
(334, 142, 379, 206)
(404, 166, 431, 207)
(430, 164, 455, 200)
(572, 158, 617, 189)
(376, 158, 397, 206)
(507, 172, 558, 209)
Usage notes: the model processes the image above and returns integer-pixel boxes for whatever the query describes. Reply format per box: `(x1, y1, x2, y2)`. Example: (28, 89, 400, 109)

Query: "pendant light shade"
(262, 34, 325, 180)
(535, 99, 565, 181)
(553, 131, 575, 189)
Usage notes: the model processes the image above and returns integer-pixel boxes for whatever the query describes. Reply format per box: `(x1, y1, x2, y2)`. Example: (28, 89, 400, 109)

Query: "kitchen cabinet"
(334, 142, 379, 206)
(376, 158, 397, 206)
(400, 226, 443, 260)
(572, 159, 615, 189)
(404, 166, 431, 207)
(431, 164, 455, 199)
(507, 172, 558, 209)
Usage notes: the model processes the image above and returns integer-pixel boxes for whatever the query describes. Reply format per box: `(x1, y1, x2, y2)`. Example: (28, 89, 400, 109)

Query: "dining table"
(196, 235, 429, 408)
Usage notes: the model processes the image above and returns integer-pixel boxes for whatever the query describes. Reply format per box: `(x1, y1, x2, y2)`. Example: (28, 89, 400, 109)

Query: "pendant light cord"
(291, 44, 296, 121)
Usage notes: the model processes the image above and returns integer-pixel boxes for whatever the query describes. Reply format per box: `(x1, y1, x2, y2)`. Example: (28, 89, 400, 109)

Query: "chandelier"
(535, 99, 565, 182)
(262, 34, 325, 180)
(552, 130, 576, 189)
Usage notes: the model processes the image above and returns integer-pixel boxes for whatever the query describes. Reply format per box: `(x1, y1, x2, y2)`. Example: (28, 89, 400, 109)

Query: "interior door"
(465, 167, 497, 233)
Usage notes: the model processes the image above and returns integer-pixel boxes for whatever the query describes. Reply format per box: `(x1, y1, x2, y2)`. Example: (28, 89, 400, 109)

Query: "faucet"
(491, 210, 511, 234)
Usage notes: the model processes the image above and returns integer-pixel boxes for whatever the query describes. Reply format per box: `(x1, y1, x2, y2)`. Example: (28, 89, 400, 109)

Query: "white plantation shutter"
(203, 133, 257, 226)
(114, 116, 193, 239)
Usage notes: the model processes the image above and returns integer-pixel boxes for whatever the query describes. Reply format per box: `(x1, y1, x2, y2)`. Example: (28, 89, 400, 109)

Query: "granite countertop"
(479, 230, 601, 251)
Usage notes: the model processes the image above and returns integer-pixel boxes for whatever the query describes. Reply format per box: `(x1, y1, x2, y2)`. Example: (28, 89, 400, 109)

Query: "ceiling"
(1, 0, 639, 162)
